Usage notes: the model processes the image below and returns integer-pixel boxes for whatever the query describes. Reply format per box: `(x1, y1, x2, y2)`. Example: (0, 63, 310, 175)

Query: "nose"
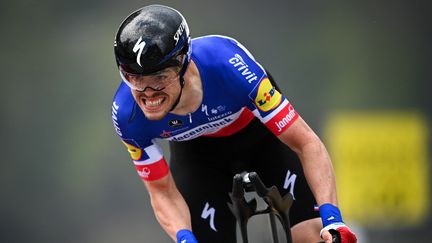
(139, 86, 163, 96)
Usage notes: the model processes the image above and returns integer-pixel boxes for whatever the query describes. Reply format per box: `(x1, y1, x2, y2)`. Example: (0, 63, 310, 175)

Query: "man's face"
(128, 67, 181, 120)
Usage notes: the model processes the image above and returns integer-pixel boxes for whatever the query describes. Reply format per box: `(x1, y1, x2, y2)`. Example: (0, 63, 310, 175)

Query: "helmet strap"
(178, 50, 190, 87)
(169, 53, 190, 111)
(169, 76, 184, 111)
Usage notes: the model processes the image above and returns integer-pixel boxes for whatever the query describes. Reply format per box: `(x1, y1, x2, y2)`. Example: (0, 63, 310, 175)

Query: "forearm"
(278, 118, 357, 242)
(278, 117, 338, 206)
(145, 173, 192, 242)
(301, 143, 358, 243)
(296, 139, 338, 206)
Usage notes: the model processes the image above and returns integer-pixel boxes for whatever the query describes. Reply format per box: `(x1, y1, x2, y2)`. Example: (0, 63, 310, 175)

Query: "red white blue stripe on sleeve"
(132, 143, 169, 181)
(252, 99, 299, 136)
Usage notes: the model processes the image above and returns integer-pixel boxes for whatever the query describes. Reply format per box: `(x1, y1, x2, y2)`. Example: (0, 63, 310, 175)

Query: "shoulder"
(111, 82, 141, 139)
(195, 35, 266, 90)
(192, 35, 252, 58)
(192, 35, 265, 80)
(192, 35, 235, 46)
(111, 82, 168, 145)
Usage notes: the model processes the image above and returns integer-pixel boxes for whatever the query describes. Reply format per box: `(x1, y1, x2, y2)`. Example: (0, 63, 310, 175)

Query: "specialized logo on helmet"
(133, 36, 146, 67)
(174, 20, 186, 44)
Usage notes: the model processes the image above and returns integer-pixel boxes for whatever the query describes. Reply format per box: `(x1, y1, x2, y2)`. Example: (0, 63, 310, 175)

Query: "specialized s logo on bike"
(201, 202, 217, 232)
(133, 36, 146, 67)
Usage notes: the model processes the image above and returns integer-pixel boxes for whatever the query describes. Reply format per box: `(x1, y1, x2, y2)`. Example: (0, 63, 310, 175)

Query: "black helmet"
(114, 5, 191, 75)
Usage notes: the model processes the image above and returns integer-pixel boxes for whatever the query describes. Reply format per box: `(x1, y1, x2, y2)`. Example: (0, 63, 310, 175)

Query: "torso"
(111, 35, 298, 179)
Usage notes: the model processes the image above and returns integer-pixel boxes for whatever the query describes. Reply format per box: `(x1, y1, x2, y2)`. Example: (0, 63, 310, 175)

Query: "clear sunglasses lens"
(119, 68, 178, 91)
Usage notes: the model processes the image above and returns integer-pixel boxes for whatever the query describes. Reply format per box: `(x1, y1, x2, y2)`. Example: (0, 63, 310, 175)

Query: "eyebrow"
(149, 70, 169, 76)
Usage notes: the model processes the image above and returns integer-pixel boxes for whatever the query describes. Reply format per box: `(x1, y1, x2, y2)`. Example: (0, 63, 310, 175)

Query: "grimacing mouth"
(143, 97, 166, 107)
(137, 92, 169, 111)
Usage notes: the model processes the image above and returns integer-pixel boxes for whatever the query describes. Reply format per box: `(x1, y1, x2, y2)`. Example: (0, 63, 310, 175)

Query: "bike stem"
(228, 172, 294, 243)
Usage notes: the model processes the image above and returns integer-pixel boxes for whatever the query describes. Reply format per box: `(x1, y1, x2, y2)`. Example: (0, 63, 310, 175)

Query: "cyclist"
(111, 4, 357, 243)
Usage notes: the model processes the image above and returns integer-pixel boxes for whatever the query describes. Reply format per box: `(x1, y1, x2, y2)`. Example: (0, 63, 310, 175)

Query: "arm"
(277, 116, 337, 206)
(278, 116, 357, 243)
(143, 172, 192, 242)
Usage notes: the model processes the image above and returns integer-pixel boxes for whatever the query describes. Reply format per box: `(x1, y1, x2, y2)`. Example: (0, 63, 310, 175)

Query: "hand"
(320, 224, 357, 243)
(176, 229, 198, 243)
(319, 204, 357, 243)
(321, 229, 335, 243)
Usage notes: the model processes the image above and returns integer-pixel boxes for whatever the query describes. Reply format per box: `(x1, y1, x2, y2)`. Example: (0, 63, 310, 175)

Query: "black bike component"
(227, 173, 258, 243)
(230, 171, 342, 243)
(317, 228, 341, 243)
(329, 229, 341, 243)
(268, 211, 280, 243)
(228, 171, 294, 243)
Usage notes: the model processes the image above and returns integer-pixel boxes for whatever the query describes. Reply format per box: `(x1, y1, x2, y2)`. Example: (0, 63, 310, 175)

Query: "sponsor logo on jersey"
(202, 104, 209, 116)
(112, 101, 122, 136)
(202, 103, 231, 121)
(275, 104, 296, 132)
(137, 167, 151, 178)
(263, 101, 298, 135)
(255, 78, 282, 112)
(207, 111, 233, 121)
(228, 54, 258, 83)
(210, 105, 226, 115)
(169, 117, 234, 141)
(168, 119, 183, 128)
(158, 126, 191, 139)
(160, 130, 172, 138)
(122, 141, 142, 161)
(217, 105, 226, 112)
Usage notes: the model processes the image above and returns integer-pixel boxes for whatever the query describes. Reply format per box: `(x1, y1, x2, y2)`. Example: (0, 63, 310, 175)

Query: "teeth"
(146, 98, 163, 107)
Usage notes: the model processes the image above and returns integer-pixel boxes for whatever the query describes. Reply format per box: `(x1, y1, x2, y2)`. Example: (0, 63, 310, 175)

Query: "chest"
(161, 95, 246, 140)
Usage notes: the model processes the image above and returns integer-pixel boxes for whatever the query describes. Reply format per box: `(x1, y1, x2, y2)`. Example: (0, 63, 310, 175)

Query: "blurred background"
(1, 0, 431, 242)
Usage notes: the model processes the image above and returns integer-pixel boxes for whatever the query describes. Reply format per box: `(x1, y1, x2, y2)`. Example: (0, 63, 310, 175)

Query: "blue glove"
(319, 204, 357, 243)
(176, 229, 198, 243)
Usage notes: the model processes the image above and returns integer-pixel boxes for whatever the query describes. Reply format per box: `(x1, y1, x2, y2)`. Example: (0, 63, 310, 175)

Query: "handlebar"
(229, 171, 340, 243)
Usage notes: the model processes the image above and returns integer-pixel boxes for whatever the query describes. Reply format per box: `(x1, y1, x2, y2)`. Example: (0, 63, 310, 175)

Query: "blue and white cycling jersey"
(111, 35, 298, 181)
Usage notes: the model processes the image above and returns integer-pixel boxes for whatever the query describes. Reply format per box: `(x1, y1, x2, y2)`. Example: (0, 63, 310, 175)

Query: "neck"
(170, 60, 203, 116)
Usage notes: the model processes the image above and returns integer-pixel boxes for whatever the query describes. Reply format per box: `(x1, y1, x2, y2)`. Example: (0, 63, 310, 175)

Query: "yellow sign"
(324, 111, 429, 226)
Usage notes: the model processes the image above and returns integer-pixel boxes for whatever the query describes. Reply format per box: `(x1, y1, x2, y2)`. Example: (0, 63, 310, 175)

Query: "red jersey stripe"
(264, 102, 299, 136)
(204, 108, 255, 137)
(135, 158, 169, 181)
